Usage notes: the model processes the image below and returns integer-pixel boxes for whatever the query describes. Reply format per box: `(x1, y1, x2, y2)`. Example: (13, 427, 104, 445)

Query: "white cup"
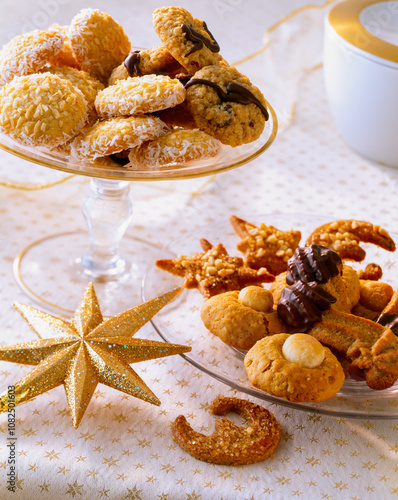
(324, 0, 398, 168)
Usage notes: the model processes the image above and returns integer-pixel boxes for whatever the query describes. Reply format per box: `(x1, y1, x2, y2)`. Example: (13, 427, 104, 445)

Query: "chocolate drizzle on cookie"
(181, 22, 220, 55)
(124, 50, 141, 77)
(286, 245, 342, 285)
(185, 78, 269, 119)
(277, 281, 336, 332)
(277, 245, 341, 332)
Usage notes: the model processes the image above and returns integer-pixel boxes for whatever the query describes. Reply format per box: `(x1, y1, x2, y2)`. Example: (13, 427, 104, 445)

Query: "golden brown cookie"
(70, 115, 169, 160)
(41, 66, 103, 121)
(95, 74, 186, 117)
(308, 307, 398, 390)
(358, 280, 394, 312)
(153, 101, 197, 130)
(47, 24, 80, 68)
(244, 333, 345, 402)
(269, 264, 359, 315)
(185, 65, 269, 147)
(351, 302, 380, 321)
(68, 8, 131, 83)
(156, 238, 274, 298)
(0, 73, 87, 148)
(172, 395, 280, 465)
(305, 219, 396, 261)
(108, 46, 183, 85)
(340, 264, 361, 311)
(376, 290, 398, 335)
(0, 28, 64, 86)
(357, 262, 383, 281)
(230, 215, 301, 275)
(152, 6, 223, 75)
(127, 128, 221, 168)
(200, 287, 273, 350)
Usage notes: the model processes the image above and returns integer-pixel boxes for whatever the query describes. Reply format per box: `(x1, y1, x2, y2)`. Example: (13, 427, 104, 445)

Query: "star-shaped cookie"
(156, 238, 274, 298)
(230, 215, 302, 276)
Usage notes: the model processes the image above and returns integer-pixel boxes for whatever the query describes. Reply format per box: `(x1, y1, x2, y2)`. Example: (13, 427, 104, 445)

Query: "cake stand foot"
(13, 178, 162, 317)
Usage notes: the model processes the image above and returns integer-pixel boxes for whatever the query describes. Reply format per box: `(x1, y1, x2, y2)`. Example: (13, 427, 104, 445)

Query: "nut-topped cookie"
(230, 215, 301, 275)
(152, 6, 223, 75)
(156, 238, 274, 298)
(306, 219, 396, 261)
(245, 333, 345, 402)
(186, 65, 269, 147)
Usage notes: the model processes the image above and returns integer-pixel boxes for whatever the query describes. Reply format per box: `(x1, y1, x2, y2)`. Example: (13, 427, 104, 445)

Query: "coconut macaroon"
(0, 73, 87, 149)
(41, 66, 104, 122)
(127, 128, 221, 168)
(68, 8, 131, 83)
(95, 74, 186, 117)
(70, 115, 169, 160)
(0, 28, 64, 86)
(47, 24, 80, 69)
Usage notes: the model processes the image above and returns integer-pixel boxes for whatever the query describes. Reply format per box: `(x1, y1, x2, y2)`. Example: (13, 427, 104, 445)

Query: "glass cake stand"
(142, 213, 398, 418)
(0, 102, 277, 317)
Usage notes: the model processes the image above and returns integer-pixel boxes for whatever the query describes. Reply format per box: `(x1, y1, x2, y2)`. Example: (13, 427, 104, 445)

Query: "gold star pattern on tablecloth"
(0, 284, 190, 427)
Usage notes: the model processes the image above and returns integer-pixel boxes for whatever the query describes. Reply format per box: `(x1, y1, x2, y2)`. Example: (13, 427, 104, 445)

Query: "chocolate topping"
(376, 312, 398, 335)
(124, 50, 141, 77)
(181, 22, 220, 56)
(277, 281, 337, 332)
(286, 245, 342, 285)
(185, 78, 269, 119)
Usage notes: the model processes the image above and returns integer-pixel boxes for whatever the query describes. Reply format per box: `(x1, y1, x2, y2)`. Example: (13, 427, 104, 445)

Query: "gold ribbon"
(0, 174, 76, 191)
(233, 0, 337, 67)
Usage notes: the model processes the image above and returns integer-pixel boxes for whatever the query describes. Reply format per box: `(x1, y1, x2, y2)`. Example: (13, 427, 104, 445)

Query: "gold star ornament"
(0, 284, 190, 427)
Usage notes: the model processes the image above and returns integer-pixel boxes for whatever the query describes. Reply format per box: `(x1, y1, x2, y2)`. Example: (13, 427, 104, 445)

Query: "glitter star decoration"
(0, 284, 190, 428)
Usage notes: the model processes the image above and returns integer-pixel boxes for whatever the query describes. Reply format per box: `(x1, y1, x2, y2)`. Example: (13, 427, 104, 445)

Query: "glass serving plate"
(143, 213, 398, 418)
(0, 104, 277, 317)
(0, 99, 277, 181)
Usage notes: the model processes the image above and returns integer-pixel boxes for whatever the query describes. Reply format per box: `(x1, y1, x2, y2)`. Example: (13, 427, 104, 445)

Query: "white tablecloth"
(0, 1, 397, 499)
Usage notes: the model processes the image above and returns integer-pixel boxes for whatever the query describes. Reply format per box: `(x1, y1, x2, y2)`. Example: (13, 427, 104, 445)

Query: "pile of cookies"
(156, 216, 398, 402)
(0, 7, 269, 168)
